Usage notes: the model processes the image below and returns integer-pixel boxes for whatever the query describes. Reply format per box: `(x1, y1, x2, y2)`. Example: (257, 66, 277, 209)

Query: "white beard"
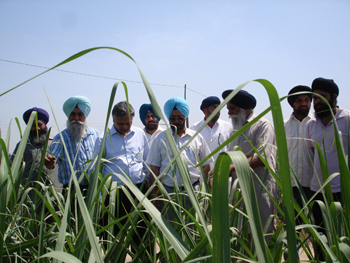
(67, 120, 87, 141)
(229, 109, 247, 148)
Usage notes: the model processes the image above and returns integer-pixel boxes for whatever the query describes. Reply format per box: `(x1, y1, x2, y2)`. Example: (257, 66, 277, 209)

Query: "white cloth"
(146, 128, 213, 187)
(143, 126, 165, 145)
(229, 113, 277, 236)
(284, 113, 314, 187)
(94, 125, 149, 185)
(190, 118, 232, 169)
(305, 106, 349, 193)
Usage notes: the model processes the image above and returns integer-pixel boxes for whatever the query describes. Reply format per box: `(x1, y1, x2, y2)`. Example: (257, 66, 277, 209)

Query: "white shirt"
(190, 118, 232, 169)
(305, 106, 349, 193)
(143, 126, 165, 145)
(94, 125, 149, 185)
(146, 128, 213, 187)
(284, 113, 314, 187)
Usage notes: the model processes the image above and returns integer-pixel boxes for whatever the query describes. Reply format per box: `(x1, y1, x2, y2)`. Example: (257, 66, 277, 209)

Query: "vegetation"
(0, 47, 349, 262)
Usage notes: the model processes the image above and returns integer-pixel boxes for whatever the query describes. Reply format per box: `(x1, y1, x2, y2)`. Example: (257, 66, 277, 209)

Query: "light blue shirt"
(94, 125, 149, 185)
(49, 127, 100, 185)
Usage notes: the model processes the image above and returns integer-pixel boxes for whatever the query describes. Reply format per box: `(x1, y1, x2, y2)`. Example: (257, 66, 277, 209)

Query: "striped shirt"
(49, 127, 101, 185)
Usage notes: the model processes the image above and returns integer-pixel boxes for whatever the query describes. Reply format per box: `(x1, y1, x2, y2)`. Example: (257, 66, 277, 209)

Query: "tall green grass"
(0, 47, 349, 262)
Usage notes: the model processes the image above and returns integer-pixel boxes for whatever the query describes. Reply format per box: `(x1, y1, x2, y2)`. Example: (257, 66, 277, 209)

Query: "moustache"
(70, 120, 84, 125)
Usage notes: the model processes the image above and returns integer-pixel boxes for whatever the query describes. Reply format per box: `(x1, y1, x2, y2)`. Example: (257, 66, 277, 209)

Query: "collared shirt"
(94, 125, 149, 185)
(49, 127, 100, 185)
(191, 118, 232, 169)
(305, 106, 349, 193)
(146, 128, 213, 187)
(285, 113, 314, 187)
(143, 126, 165, 144)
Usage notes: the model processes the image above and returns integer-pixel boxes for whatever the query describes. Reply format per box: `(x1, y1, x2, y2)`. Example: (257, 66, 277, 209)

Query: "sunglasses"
(169, 116, 185, 122)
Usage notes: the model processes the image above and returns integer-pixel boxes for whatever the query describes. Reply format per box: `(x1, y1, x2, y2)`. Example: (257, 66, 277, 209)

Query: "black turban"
(200, 96, 221, 111)
(23, 107, 49, 125)
(287, 85, 312, 107)
(311, 77, 339, 96)
(222, 90, 256, 109)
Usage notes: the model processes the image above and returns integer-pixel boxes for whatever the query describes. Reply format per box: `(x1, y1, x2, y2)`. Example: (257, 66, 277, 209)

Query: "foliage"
(0, 47, 349, 262)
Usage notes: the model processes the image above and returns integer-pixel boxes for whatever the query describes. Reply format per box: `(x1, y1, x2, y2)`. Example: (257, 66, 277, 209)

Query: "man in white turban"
(45, 96, 100, 192)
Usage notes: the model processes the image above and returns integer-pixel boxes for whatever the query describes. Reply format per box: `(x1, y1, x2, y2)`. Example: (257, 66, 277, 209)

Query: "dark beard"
(145, 122, 158, 132)
(315, 99, 335, 119)
(29, 126, 48, 145)
(171, 123, 185, 134)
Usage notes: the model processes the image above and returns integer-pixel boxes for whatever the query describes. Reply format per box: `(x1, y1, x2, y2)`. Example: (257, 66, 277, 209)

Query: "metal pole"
(184, 84, 189, 128)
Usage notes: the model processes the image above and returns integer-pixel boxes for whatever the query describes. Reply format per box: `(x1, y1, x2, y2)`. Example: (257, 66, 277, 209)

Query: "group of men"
(12, 77, 348, 257)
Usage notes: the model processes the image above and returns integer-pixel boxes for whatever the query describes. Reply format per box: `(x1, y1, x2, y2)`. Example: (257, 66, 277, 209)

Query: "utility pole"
(184, 84, 189, 128)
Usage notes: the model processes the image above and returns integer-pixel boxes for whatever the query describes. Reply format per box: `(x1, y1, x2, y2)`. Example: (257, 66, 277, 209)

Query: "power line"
(0, 59, 207, 97)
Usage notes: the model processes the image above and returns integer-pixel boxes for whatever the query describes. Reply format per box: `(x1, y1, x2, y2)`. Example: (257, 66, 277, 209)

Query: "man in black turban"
(221, 89, 277, 243)
(10, 107, 59, 196)
(305, 77, 348, 260)
(285, 85, 313, 227)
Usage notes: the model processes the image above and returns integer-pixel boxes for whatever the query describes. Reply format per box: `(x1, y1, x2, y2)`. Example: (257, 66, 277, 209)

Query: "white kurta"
(284, 113, 314, 187)
(229, 113, 277, 236)
(191, 118, 232, 169)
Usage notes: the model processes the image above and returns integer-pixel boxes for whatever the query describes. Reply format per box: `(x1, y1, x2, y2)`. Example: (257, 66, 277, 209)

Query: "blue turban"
(222, 90, 257, 109)
(164, 97, 190, 120)
(200, 96, 221, 111)
(139, 103, 160, 125)
(63, 96, 91, 118)
(23, 107, 49, 125)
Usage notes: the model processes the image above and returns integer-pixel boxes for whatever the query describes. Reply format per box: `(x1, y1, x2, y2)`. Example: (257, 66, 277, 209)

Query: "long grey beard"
(67, 120, 87, 141)
(229, 109, 247, 148)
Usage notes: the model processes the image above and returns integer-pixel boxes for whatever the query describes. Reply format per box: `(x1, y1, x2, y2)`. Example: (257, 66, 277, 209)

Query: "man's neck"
(145, 128, 157, 135)
(319, 107, 338, 126)
(176, 127, 186, 137)
(205, 118, 217, 129)
(293, 112, 308, 122)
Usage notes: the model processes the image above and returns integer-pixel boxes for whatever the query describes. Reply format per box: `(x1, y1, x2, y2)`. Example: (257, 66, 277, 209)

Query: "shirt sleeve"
(146, 134, 162, 167)
(304, 121, 314, 148)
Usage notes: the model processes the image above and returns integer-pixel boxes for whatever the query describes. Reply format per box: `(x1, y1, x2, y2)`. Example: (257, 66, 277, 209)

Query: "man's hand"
(44, 154, 56, 169)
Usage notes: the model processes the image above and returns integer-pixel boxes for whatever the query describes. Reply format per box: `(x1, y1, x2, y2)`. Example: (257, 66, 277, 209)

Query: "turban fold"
(287, 85, 312, 107)
(139, 104, 160, 124)
(164, 97, 190, 120)
(311, 77, 339, 96)
(222, 90, 256, 109)
(200, 96, 221, 111)
(63, 96, 91, 118)
(23, 107, 49, 125)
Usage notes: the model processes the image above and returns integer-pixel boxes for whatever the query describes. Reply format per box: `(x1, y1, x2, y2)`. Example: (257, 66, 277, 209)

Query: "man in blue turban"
(11, 107, 59, 197)
(191, 96, 232, 169)
(139, 103, 164, 141)
(45, 96, 100, 193)
(222, 89, 277, 243)
(146, 97, 213, 224)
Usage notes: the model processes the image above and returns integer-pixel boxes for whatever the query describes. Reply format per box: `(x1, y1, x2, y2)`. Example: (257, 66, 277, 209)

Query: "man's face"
(313, 90, 336, 118)
(114, 114, 133, 136)
(204, 104, 220, 122)
(144, 112, 159, 131)
(30, 120, 46, 134)
(292, 95, 311, 116)
(69, 108, 86, 123)
(169, 109, 186, 134)
(226, 102, 241, 116)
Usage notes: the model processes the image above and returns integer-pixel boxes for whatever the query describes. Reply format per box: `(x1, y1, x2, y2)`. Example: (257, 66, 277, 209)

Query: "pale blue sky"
(1, 1, 349, 152)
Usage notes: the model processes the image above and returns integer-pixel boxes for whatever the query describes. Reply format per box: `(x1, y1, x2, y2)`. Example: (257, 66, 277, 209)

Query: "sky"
(1, 0, 349, 152)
